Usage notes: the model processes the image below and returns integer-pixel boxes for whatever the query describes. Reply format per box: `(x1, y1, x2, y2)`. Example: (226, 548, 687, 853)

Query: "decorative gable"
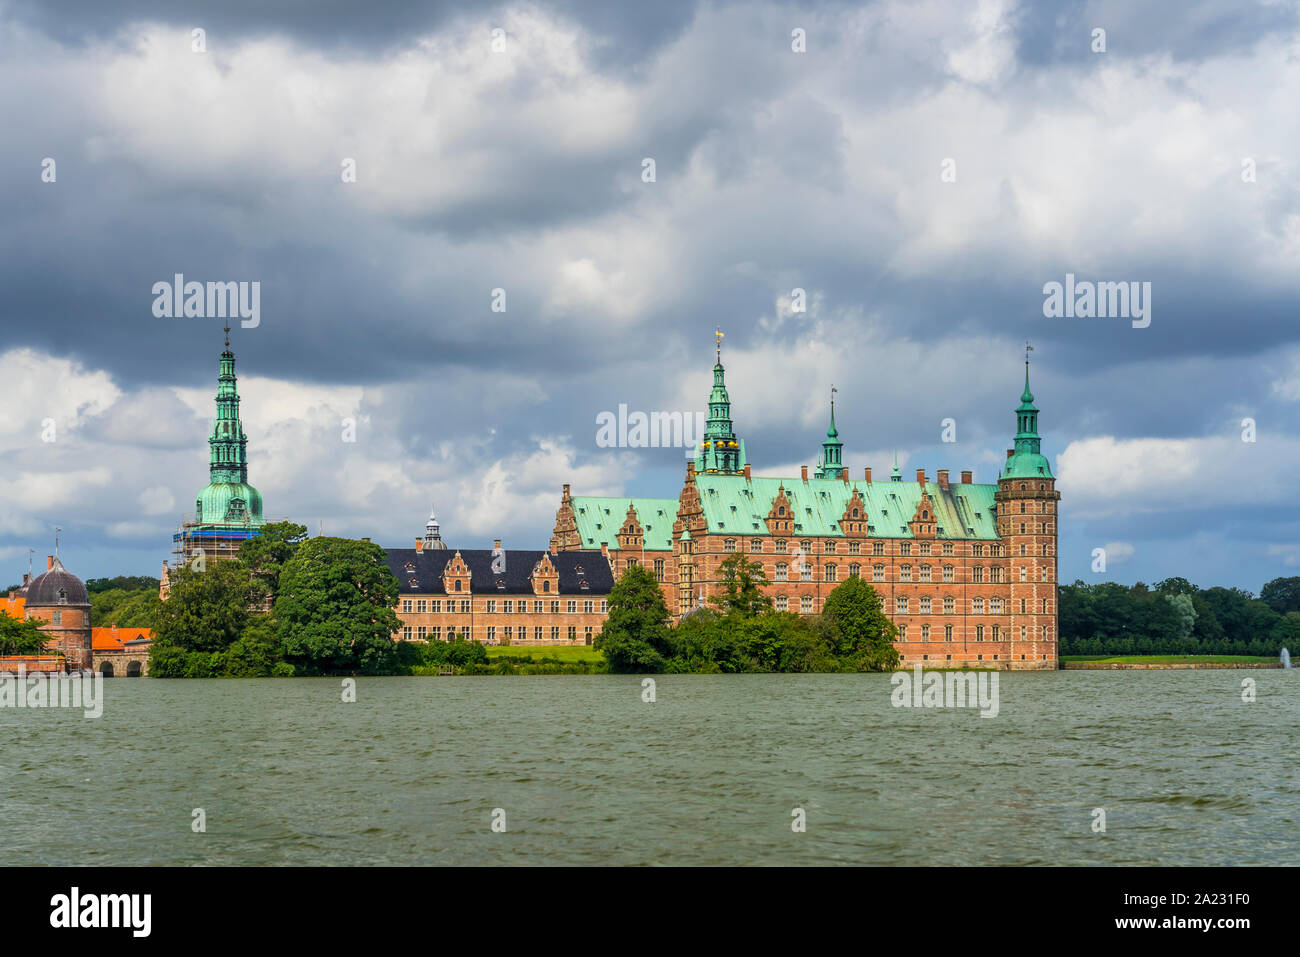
(617, 503, 644, 550)
(765, 484, 793, 534)
(908, 490, 938, 539)
(442, 551, 472, 594)
(840, 488, 868, 536)
(550, 484, 581, 551)
(531, 552, 559, 595)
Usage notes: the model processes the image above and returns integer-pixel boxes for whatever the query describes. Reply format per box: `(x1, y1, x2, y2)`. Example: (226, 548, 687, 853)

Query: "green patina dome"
(195, 344, 264, 527)
(1004, 361, 1053, 480)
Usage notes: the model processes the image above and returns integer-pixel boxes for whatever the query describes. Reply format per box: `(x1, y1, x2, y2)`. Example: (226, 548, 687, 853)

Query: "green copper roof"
(569, 496, 679, 550)
(196, 344, 264, 527)
(1005, 359, 1053, 479)
(691, 474, 1000, 540)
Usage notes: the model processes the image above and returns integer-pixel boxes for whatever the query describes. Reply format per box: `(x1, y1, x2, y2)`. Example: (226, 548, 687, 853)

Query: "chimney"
(937, 469, 949, 490)
(686, 461, 695, 477)
(864, 467, 872, 483)
(961, 470, 972, 484)
(1007, 449, 1014, 460)
(916, 469, 926, 486)
(743, 463, 751, 480)
(415, 539, 424, 553)
(47, 555, 53, 570)
(801, 465, 808, 481)
(600, 543, 609, 559)
(562, 483, 570, 498)
(841, 467, 849, 482)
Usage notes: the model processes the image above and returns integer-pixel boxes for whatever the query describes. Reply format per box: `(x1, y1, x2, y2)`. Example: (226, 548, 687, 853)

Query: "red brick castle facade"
(551, 344, 1059, 670)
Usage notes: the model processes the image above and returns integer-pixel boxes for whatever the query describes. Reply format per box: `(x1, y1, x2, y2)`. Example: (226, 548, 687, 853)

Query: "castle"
(547, 338, 1060, 670)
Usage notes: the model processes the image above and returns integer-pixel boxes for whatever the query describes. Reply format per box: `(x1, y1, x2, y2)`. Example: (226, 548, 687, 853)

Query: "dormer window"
(454, 580, 462, 592)
(58, 588, 67, 605)
(404, 562, 415, 573)
(575, 565, 584, 575)
(408, 578, 417, 586)
(497, 579, 506, 590)
(579, 579, 589, 590)
(543, 580, 550, 593)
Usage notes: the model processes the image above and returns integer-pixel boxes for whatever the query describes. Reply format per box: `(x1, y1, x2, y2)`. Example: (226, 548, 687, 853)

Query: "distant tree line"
(1059, 576, 1300, 657)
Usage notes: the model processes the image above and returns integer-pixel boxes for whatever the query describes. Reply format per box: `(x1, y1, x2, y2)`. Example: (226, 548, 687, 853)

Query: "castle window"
(800, 563, 813, 582)
(921, 624, 930, 641)
(801, 596, 813, 614)
(775, 595, 788, 611)
(800, 540, 811, 553)
(900, 543, 911, 556)
(918, 565, 931, 582)
(944, 624, 953, 642)
(973, 598, 984, 614)
(774, 563, 788, 582)
(922, 510, 929, 520)
(543, 580, 550, 593)
(944, 596, 955, 614)
(454, 580, 462, 592)
(942, 542, 953, 556)
(52, 610, 62, 625)
(872, 564, 884, 582)
(750, 539, 763, 553)
(943, 565, 954, 583)
(848, 541, 860, 555)
(972, 566, 984, 583)
(919, 542, 930, 556)
(873, 542, 885, 556)
(775, 539, 787, 552)
(849, 563, 860, 578)
(900, 565, 911, 582)
(919, 597, 931, 614)
(896, 597, 908, 614)
(824, 564, 837, 582)
(57, 588, 67, 604)
(724, 539, 736, 552)
(778, 506, 786, 516)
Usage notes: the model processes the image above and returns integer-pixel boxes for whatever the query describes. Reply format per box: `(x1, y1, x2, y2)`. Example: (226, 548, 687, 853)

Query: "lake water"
(1, 671, 1296, 865)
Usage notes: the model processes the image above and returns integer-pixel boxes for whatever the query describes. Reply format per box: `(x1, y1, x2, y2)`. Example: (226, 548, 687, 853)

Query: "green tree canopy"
(709, 552, 773, 618)
(595, 564, 671, 672)
(151, 560, 259, 653)
(1261, 576, 1300, 616)
(272, 537, 402, 674)
(0, 612, 51, 656)
(819, 576, 899, 670)
(239, 521, 309, 601)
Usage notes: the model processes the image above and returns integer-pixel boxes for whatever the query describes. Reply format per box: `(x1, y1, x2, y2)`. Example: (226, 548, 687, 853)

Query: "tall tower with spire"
(170, 326, 267, 574)
(422, 505, 447, 551)
(995, 344, 1060, 670)
(693, 329, 747, 475)
(814, 386, 845, 479)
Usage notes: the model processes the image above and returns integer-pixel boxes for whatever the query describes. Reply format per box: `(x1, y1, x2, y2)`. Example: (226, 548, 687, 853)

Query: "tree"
(1154, 576, 1197, 596)
(595, 564, 670, 672)
(152, 560, 258, 653)
(1164, 593, 1196, 641)
(273, 537, 402, 674)
(239, 521, 309, 601)
(1261, 577, 1300, 616)
(709, 552, 773, 618)
(820, 576, 899, 670)
(0, 612, 50, 656)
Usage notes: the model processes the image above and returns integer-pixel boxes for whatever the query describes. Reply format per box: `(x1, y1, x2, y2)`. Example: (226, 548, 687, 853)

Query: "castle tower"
(422, 505, 447, 551)
(995, 348, 1060, 669)
(173, 325, 266, 569)
(22, 551, 92, 671)
(693, 330, 747, 475)
(814, 386, 844, 479)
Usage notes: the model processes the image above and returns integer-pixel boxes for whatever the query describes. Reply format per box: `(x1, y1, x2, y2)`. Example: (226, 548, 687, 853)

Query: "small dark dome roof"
(24, 557, 89, 606)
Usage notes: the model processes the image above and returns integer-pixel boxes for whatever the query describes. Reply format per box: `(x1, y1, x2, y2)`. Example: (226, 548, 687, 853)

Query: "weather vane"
(224, 320, 231, 349)
(1025, 339, 1033, 364)
(715, 327, 724, 362)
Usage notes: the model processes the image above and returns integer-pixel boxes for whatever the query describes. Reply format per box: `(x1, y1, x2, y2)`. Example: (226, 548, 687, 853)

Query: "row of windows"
(720, 539, 1013, 557)
(895, 597, 1053, 614)
(401, 599, 609, 614)
(402, 625, 595, 642)
(897, 624, 1054, 641)
(765, 563, 1052, 583)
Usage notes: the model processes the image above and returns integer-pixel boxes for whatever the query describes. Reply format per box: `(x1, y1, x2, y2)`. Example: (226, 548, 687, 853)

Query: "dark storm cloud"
(0, 0, 701, 66)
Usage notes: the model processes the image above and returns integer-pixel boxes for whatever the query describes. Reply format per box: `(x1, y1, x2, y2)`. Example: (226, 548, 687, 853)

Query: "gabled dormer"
(908, 487, 937, 539)
(765, 484, 793, 534)
(531, 552, 559, 596)
(617, 502, 644, 550)
(840, 488, 868, 536)
(442, 550, 472, 595)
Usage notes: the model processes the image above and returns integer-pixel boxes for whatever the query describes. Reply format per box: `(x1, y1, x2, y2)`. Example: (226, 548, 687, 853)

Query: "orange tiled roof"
(91, 626, 153, 651)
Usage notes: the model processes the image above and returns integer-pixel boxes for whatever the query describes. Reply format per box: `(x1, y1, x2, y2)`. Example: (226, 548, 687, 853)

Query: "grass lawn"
(1061, 654, 1278, 664)
(486, 644, 604, 662)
